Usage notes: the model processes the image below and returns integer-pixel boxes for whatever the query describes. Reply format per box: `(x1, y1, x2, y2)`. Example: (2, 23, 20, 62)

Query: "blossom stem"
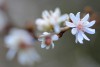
(39, 26, 70, 38)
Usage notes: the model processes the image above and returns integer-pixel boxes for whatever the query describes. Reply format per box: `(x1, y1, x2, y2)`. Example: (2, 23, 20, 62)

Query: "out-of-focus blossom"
(0, 10, 8, 32)
(36, 8, 69, 33)
(4, 28, 40, 65)
(66, 12, 95, 44)
(38, 32, 59, 49)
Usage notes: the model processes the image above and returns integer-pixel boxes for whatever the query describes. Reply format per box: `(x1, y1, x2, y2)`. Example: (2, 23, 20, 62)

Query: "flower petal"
(6, 49, 17, 60)
(80, 31, 90, 41)
(85, 20, 95, 27)
(77, 32, 83, 44)
(42, 10, 50, 19)
(51, 42, 55, 49)
(76, 12, 80, 21)
(58, 14, 69, 23)
(70, 13, 78, 23)
(81, 14, 89, 22)
(53, 8, 61, 17)
(46, 46, 50, 49)
(53, 24, 60, 33)
(52, 34, 59, 41)
(65, 21, 76, 27)
(38, 38, 43, 41)
(71, 28, 77, 35)
(84, 27, 95, 34)
(41, 44, 46, 48)
(43, 32, 50, 35)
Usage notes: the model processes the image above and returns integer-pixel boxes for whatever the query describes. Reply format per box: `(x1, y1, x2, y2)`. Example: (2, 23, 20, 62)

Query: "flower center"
(45, 36, 52, 46)
(20, 42, 31, 49)
(77, 22, 83, 30)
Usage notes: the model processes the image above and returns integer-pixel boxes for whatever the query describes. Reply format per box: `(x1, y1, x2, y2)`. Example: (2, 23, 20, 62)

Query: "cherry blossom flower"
(4, 28, 40, 65)
(36, 8, 69, 33)
(66, 12, 95, 44)
(38, 32, 59, 49)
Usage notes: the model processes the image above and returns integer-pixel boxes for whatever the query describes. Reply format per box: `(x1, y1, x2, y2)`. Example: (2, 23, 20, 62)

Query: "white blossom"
(4, 28, 40, 65)
(38, 32, 59, 49)
(66, 12, 95, 44)
(36, 8, 69, 33)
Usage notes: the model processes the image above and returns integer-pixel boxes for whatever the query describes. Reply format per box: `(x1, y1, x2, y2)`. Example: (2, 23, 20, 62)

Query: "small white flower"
(36, 8, 69, 33)
(5, 28, 40, 65)
(66, 12, 95, 44)
(38, 32, 59, 49)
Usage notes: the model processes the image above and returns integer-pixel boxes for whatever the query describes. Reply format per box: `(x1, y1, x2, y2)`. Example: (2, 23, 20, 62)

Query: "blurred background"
(0, 0, 100, 67)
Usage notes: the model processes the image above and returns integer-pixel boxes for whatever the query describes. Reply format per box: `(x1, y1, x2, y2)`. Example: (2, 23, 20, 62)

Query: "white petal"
(36, 19, 44, 24)
(53, 8, 61, 17)
(52, 34, 59, 41)
(4, 35, 18, 49)
(46, 46, 50, 49)
(76, 12, 80, 21)
(43, 32, 50, 35)
(81, 14, 89, 22)
(80, 31, 90, 41)
(38, 38, 43, 41)
(65, 21, 76, 27)
(42, 10, 50, 19)
(51, 42, 55, 49)
(54, 24, 60, 33)
(18, 52, 28, 65)
(71, 28, 77, 35)
(85, 20, 95, 27)
(58, 14, 69, 23)
(41, 44, 46, 48)
(6, 49, 17, 60)
(70, 13, 78, 23)
(84, 27, 95, 34)
(77, 32, 83, 44)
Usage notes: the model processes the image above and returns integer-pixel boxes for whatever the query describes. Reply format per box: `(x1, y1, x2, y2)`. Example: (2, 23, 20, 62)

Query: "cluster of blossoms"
(36, 8, 95, 49)
(0, 0, 96, 66)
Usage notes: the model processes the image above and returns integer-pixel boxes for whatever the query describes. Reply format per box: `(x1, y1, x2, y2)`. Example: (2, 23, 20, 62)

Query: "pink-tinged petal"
(77, 32, 83, 44)
(52, 35, 59, 41)
(80, 31, 90, 41)
(54, 24, 60, 33)
(76, 12, 80, 21)
(70, 13, 78, 23)
(84, 28, 95, 34)
(58, 14, 69, 23)
(81, 14, 89, 22)
(71, 28, 77, 35)
(65, 21, 76, 27)
(85, 20, 95, 27)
